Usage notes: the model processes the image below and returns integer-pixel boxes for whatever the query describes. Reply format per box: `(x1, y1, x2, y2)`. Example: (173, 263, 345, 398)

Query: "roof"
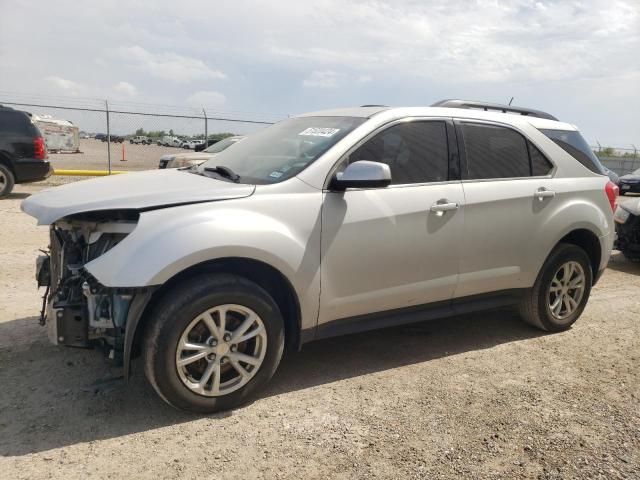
(295, 104, 576, 131)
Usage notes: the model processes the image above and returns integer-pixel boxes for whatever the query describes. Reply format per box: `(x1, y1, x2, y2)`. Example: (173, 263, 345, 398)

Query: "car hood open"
(21, 169, 255, 225)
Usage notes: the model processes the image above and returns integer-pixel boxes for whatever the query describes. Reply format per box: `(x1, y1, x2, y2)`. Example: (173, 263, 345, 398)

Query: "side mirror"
(330, 160, 391, 190)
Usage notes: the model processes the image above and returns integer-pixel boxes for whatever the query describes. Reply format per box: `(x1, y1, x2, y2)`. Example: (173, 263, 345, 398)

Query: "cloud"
(112, 81, 136, 98)
(111, 45, 226, 83)
(185, 90, 226, 108)
(302, 71, 344, 88)
(45, 76, 92, 97)
(1, 0, 638, 143)
(266, 0, 639, 84)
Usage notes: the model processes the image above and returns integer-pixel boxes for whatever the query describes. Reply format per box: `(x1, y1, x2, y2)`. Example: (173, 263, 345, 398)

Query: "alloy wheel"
(547, 260, 586, 322)
(175, 304, 267, 397)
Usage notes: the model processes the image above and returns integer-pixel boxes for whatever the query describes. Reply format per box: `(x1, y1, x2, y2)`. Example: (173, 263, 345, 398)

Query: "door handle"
(535, 188, 556, 201)
(430, 200, 459, 216)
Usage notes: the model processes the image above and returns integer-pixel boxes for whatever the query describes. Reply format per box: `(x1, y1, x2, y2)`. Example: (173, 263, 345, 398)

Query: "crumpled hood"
(21, 169, 255, 225)
(619, 196, 640, 215)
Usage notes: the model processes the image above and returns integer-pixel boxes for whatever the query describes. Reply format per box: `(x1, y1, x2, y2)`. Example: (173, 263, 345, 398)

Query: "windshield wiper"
(204, 165, 241, 183)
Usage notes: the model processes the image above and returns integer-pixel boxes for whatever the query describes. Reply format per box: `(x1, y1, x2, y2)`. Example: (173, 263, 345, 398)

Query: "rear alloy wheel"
(0, 164, 15, 198)
(143, 274, 285, 413)
(547, 261, 586, 322)
(519, 243, 592, 332)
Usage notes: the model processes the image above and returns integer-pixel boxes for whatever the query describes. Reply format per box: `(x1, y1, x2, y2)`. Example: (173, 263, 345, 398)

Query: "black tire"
(143, 273, 285, 413)
(519, 243, 593, 332)
(0, 164, 15, 198)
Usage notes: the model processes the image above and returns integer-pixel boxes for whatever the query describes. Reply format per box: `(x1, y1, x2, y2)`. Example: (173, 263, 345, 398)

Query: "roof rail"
(430, 99, 558, 121)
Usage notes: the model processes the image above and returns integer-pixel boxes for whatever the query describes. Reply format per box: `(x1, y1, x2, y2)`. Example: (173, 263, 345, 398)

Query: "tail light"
(605, 181, 619, 212)
(34, 136, 47, 160)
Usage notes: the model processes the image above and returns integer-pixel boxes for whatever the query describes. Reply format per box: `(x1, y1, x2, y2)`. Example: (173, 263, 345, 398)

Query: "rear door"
(319, 119, 465, 324)
(454, 120, 556, 297)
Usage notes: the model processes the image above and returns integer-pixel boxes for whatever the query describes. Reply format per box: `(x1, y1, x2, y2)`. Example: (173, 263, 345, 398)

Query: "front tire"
(0, 164, 15, 198)
(143, 274, 285, 413)
(519, 243, 592, 332)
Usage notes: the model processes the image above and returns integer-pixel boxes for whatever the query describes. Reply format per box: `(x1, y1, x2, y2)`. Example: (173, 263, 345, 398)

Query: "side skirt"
(308, 289, 526, 342)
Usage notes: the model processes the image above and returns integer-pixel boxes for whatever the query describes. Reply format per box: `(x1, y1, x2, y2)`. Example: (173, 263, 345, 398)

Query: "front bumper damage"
(37, 215, 153, 373)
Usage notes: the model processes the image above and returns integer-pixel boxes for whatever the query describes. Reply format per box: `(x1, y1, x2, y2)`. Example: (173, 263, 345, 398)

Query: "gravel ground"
(0, 183, 639, 480)
(49, 138, 184, 172)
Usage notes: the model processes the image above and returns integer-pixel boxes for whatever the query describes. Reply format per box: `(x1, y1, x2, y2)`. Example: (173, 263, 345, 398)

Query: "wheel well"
(132, 257, 302, 358)
(558, 229, 601, 282)
(0, 153, 15, 175)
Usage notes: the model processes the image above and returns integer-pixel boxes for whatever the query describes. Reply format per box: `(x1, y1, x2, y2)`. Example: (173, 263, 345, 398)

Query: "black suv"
(0, 105, 52, 197)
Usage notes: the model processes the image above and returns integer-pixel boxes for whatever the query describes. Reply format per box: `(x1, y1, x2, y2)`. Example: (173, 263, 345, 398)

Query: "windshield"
(198, 116, 367, 184)
(204, 136, 242, 153)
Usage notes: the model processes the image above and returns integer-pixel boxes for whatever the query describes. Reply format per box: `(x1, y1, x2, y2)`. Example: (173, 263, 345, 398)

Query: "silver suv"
(22, 100, 617, 412)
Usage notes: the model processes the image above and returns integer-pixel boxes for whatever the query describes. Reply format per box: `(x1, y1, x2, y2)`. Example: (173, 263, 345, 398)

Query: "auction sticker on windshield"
(299, 127, 340, 137)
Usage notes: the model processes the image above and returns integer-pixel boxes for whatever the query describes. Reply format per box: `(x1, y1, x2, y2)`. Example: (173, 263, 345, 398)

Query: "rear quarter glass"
(539, 129, 605, 175)
(0, 111, 38, 136)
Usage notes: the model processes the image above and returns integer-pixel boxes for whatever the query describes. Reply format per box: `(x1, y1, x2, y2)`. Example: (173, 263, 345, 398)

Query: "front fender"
(85, 191, 323, 330)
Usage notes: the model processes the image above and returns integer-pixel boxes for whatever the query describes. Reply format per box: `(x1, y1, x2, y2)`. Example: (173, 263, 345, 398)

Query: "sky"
(0, 0, 638, 145)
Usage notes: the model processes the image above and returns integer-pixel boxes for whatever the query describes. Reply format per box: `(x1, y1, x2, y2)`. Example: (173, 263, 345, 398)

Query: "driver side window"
(347, 121, 449, 184)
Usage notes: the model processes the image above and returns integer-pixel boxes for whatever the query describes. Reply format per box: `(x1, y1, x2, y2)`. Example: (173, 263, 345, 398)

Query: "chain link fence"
(2, 93, 639, 177)
(592, 146, 639, 176)
(0, 93, 283, 174)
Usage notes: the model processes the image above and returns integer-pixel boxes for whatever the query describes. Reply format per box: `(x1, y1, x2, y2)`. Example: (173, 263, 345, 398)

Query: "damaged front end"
(615, 199, 640, 262)
(38, 210, 147, 364)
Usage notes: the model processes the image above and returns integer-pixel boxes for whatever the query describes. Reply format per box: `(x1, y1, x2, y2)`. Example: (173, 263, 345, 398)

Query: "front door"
(319, 119, 464, 325)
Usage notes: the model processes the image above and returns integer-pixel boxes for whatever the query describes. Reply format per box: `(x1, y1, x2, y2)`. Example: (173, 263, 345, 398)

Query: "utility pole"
(203, 108, 208, 145)
(105, 100, 112, 174)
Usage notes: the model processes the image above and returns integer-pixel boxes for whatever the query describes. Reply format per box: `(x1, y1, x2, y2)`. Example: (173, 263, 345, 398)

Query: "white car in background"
(181, 139, 205, 150)
(158, 136, 245, 169)
(157, 136, 182, 147)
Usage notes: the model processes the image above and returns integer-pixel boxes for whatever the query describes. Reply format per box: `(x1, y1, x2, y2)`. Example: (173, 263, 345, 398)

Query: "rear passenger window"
(0, 111, 30, 135)
(529, 142, 553, 176)
(348, 121, 449, 184)
(462, 123, 530, 179)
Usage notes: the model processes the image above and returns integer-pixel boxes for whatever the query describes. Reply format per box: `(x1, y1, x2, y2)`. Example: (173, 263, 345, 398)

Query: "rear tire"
(0, 164, 15, 198)
(519, 243, 592, 332)
(143, 273, 285, 413)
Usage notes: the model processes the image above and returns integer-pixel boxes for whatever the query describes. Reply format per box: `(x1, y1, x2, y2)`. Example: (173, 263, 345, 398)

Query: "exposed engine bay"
(37, 210, 140, 363)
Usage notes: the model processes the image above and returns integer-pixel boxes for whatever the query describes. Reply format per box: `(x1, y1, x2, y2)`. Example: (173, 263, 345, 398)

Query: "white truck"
(130, 136, 151, 145)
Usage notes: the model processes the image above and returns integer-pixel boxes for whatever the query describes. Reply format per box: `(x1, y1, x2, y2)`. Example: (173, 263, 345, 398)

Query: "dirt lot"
(0, 183, 639, 480)
(49, 138, 184, 172)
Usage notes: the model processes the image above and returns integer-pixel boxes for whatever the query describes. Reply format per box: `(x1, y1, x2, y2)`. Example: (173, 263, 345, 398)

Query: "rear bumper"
(14, 158, 52, 183)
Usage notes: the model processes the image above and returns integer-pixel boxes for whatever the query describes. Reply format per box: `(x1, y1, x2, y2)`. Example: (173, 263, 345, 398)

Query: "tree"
(135, 127, 146, 136)
(169, 129, 174, 136)
(601, 147, 615, 157)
